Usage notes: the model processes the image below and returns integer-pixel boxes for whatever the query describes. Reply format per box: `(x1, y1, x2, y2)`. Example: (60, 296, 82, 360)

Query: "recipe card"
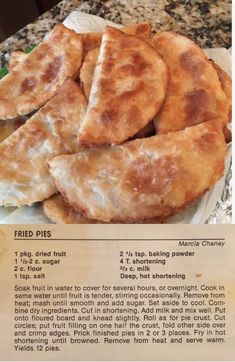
(0, 224, 234, 361)
(0, 7, 233, 362)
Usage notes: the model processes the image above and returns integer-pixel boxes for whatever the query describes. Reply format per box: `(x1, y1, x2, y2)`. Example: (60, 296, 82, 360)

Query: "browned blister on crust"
(49, 120, 226, 223)
(78, 26, 168, 146)
(153, 32, 229, 134)
(0, 79, 87, 207)
(0, 24, 83, 120)
(43, 194, 96, 224)
(82, 22, 151, 56)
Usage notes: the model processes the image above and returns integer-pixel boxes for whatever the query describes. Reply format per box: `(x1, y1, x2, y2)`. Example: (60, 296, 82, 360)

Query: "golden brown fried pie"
(0, 79, 87, 207)
(153, 32, 229, 134)
(80, 22, 152, 98)
(80, 47, 159, 145)
(79, 46, 155, 140)
(78, 26, 168, 146)
(43, 194, 95, 224)
(0, 55, 28, 144)
(0, 55, 28, 143)
(0, 24, 83, 120)
(49, 121, 226, 223)
(82, 22, 151, 56)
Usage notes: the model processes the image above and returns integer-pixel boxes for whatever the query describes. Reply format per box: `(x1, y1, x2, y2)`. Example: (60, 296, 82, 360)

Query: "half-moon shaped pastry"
(80, 23, 152, 97)
(79, 47, 155, 140)
(153, 32, 229, 134)
(0, 79, 87, 207)
(78, 26, 168, 146)
(0, 24, 83, 120)
(82, 22, 151, 56)
(0, 56, 29, 143)
(49, 120, 226, 223)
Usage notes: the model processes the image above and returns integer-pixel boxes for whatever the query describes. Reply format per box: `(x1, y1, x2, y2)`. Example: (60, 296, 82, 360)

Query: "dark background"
(0, 0, 60, 42)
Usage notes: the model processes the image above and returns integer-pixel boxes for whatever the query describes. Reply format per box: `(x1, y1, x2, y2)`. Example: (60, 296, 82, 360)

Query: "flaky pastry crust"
(0, 79, 87, 206)
(0, 24, 83, 120)
(153, 32, 229, 134)
(49, 121, 226, 223)
(78, 26, 168, 146)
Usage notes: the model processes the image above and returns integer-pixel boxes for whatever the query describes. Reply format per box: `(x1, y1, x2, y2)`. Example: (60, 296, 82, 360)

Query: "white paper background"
(0, 11, 232, 224)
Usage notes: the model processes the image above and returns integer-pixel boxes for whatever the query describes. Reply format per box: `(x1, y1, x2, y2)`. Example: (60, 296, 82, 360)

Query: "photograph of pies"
(0, 17, 232, 224)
